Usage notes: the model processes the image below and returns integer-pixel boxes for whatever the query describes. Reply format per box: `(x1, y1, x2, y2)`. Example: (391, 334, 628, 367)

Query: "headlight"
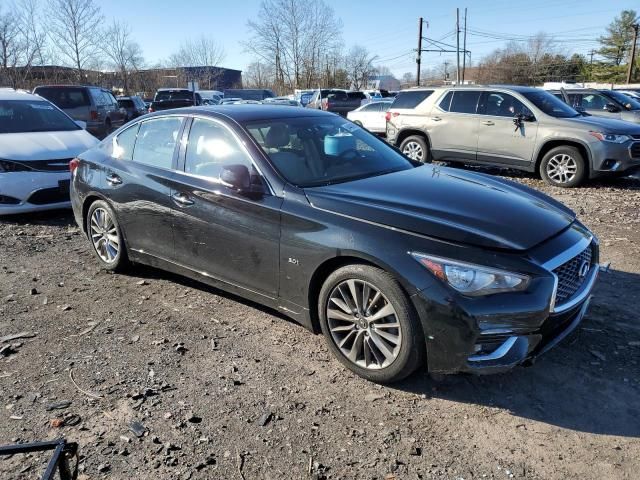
(589, 132, 630, 143)
(410, 253, 530, 296)
(0, 159, 32, 173)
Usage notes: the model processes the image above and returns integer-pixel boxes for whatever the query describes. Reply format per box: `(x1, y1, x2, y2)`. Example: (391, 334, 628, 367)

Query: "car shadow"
(393, 267, 640, 438)
(0, 209, 76, 226)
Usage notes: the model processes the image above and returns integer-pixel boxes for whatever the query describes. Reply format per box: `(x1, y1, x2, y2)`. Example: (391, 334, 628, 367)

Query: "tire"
(105, 119, 112, 136)
(86, 200, 129, 272)
(540, 146, 586, 188)
(318, 264, 425, 384)
(400, 135, 431, 163)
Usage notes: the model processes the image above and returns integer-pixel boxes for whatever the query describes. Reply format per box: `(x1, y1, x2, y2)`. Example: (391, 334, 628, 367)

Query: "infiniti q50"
(69, 106, 599, 383)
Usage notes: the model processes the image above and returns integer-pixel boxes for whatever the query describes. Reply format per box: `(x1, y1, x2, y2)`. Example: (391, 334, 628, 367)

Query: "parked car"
(386, 86, 640, 187)
(198, 90, 223, 105)
(219, 97, 244, 105)
(361, 90, 385, 105)
(305, 89, 346, 109)
(263, 96, 303, 107)
(548, 88, 640, 124)
(70, 105, 599, 383)
(306, 90, 362, 116)
(296, 89, 315, 106)
(33, 85, 127, 138)
(117, 95, 147, 121)
(347, 100, 393, 133)
(0, 89, 98, 214)
(615, 89, 640, 101)
(148, 89, 203, 113)
(223, 89, 275, 101)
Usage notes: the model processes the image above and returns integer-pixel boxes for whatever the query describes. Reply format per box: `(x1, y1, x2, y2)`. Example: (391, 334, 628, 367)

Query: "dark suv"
(33, 85, 126, 138)
(117, 95, 147, 121)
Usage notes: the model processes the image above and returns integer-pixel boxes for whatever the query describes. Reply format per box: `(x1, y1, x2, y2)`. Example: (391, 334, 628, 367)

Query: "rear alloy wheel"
(540, 146, 586, 187)
(400, 135, 431, 163)
(318, 264, 424, 383)
(87, 200, 129, 271)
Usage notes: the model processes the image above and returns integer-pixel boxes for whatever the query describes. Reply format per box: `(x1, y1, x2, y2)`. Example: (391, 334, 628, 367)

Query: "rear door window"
(449, 91, 481, 114)
(133, 116, 183, 169)
(391, 90, 433, 109)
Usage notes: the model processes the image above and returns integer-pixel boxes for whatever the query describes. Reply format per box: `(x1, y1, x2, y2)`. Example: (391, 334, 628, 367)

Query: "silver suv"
(386, 86, 640, 187)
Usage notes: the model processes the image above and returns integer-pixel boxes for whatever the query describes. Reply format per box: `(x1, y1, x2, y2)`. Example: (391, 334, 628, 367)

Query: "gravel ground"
(1, 171, 639, 480)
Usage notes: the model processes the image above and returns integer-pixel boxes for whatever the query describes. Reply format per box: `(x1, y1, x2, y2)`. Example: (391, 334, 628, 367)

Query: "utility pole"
(456, 8, 460, 85)
(627, 23, 639, 84)
(443, 60, 450, 82)
(589, 50, 595, 81)
(416, 17, 423, 86)
(462, 8, 467, 84)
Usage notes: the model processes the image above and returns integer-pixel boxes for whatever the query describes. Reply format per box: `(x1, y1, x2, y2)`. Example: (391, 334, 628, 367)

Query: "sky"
(102, 0, 639, 78)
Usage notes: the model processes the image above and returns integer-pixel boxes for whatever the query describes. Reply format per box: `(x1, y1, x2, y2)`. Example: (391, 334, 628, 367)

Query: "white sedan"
(0, 89, 98, 215)
(347, 100, 393, 134)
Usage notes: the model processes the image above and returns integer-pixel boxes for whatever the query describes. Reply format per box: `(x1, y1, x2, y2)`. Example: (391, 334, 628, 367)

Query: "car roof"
(146, 104, 334, 122)
(0, 89, 46, 101)
(398, 84, 541, 93)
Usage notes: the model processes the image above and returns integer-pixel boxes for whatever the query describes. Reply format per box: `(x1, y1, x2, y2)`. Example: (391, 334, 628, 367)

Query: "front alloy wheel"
(546, 154, 578, 184)
(540, 145, 586, 188)
(402, 141, 425, 161)
(327, 279, 402, 369)
(318, 264, 425, 383)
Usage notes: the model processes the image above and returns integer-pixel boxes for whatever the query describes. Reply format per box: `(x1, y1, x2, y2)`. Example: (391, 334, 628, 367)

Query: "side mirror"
(220, 164, 250, 190)
(75, 120, 87, 129)
(605, 103, 620, 113)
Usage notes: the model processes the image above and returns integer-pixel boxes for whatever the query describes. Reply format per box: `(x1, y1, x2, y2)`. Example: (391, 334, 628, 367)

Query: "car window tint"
(132, 117, 182, 169)
(391, 90, 433, 109)
(580, 93, 608, 110)
(112, 124, 139, 160)
(361, 103, 378, 112)
(450, 91, 481, 114)
(35, 87, 90, 109)
(483, 92, 532, 117)
(439, 91, 453, 111)
(185, 118, 252, 178)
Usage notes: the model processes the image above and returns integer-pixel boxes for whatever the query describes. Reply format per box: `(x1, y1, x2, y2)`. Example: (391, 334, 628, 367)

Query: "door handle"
(106, 173, 122, 185)
(172, 192, 194, 206)
(431, 116, 442, 121)
(482, 121, 495, 126)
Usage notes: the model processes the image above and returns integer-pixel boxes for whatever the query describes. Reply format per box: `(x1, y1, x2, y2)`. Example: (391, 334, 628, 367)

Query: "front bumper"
(589, 139, 640, 178)
(0, 171, 72, 215)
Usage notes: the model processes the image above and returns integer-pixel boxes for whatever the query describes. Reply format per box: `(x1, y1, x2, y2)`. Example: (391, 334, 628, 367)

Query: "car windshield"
(244, 116, 415, 187)
(522, 90, 580, 118)
(0, 100, 80, 133)
(603, 90, 640, 110)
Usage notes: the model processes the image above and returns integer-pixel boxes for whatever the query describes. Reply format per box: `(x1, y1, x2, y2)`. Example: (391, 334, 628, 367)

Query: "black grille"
(27, 188, 69, 205)
(631, 135, 640, 141)
(553, 245, 593, 305)
(630, 142, 640, 159)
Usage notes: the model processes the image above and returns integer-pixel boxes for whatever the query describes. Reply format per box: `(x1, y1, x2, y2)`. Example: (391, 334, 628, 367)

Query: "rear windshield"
(391, 90, 433, 109)
(34, 87, 90, 109)
(0, 100, 80, 133)
(118, 99, 134, 108)
(154, 90, 193, 101)
(348, 92, 366, 100)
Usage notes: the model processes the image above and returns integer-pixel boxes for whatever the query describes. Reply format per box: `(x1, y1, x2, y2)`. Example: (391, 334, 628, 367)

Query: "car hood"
(0, 130, 98, 161)
(304, 166, 575, 251)
(562, 114, 640, 133)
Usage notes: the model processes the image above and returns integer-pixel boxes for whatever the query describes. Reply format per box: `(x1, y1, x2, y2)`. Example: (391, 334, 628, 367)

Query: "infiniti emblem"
(578, 260, 590, 279)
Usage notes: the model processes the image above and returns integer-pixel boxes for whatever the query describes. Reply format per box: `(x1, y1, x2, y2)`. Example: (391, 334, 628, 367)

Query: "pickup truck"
(305, 89, 363, 116)
(148, 88, 203, 112)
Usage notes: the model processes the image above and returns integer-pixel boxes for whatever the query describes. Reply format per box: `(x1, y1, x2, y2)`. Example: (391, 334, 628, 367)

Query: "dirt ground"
(1, 171, 639, 480)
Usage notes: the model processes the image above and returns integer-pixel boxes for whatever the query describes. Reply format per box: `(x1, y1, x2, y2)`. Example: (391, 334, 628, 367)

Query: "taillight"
(385, 112, 399, 122)
(148, 106, 154, 113)
(321, 98, 328, 111)
(69, 158, 80, 174)
(90, 110, 98, 120)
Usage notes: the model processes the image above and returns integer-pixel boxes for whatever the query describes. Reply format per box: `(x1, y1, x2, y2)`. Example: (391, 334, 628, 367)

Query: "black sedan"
(69, 106, 599, 383)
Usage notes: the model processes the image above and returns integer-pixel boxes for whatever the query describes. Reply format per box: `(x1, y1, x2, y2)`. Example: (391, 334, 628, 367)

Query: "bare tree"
(169, 35, 225, 67)
(244, 61, 275, 89)
(246, 0, 342, 91)
(344, 45, 377, 90)
(102, 20, 143, 93)
(0, 5, 23, 87)
(48, 0, 103, 80)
